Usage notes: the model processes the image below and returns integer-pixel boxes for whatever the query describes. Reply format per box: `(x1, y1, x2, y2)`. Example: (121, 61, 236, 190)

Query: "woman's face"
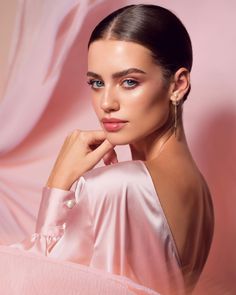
(87, 40, 172, 146)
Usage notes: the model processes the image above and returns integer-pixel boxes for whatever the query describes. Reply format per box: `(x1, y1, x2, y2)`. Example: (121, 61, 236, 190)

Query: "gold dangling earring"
(171, 93, 179, 137)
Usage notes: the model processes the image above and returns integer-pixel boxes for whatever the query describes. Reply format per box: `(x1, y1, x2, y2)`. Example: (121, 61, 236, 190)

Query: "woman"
(10, 4, 214, 295)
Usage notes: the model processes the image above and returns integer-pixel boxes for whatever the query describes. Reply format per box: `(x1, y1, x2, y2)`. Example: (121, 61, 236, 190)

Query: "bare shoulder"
(145, 155, 214, 276)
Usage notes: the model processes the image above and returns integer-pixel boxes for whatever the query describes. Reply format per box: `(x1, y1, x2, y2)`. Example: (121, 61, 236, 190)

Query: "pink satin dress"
(8, 160, 212, 294)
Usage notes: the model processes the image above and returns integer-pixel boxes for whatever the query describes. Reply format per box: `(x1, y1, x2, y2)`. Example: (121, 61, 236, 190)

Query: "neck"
(129, 122, 188, 161)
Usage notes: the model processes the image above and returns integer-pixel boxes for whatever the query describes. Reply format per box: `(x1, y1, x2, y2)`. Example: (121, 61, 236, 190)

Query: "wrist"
(46, 174, 76, 190)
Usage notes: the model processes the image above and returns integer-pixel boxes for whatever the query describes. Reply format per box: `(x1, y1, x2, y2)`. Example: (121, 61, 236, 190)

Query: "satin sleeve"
(10, 177, 94, 263)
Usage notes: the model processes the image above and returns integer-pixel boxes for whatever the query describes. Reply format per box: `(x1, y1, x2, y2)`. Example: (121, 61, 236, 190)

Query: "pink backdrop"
(0, 0, 235, 294)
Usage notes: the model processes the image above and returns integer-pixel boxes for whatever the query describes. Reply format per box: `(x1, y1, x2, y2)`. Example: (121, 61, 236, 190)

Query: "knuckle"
(79, 131, 88, 141)
(66, 129, 91, 144)
(68, 129, 81, 138)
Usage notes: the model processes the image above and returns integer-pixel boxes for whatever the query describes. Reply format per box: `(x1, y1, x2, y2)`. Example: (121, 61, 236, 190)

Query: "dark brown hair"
(88, 4, 193, 102)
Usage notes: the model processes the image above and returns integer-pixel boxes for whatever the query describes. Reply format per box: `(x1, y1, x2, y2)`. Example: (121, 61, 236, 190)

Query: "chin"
(105, 132, 133, 146)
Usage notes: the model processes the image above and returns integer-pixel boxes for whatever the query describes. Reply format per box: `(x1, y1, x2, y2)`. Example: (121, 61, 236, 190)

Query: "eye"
(87, 79, 104, 89)
(122, 79, 139, 88)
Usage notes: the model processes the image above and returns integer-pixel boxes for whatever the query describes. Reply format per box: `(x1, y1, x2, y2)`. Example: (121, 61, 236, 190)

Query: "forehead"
(87, 39, 157, 73)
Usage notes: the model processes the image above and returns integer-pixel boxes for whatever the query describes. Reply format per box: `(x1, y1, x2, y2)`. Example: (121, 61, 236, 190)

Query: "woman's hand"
(46, 130, 118, 190)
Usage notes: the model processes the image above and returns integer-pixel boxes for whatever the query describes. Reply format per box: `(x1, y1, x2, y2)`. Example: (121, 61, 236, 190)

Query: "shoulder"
(74, 160, 154, 219)
(81, 160, 144, 195)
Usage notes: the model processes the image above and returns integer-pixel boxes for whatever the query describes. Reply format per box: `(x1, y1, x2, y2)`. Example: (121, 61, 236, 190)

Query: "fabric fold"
(35, 187, 75, 233)
(10, 161, 188, 295)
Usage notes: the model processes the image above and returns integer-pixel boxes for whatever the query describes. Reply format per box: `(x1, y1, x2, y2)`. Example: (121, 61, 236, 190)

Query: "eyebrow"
(86, 68, 146, 79)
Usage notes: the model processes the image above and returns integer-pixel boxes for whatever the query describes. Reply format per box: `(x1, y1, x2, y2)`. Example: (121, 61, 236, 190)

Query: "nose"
(100, 87, 120, 113)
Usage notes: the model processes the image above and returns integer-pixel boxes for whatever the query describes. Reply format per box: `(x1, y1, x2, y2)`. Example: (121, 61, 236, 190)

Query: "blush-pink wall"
(0, 1, 235, 294)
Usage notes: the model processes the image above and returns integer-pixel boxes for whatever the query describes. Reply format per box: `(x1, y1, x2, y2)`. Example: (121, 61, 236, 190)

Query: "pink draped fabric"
(0, 246, 159, 295)
(0, 0, 105, 244)
(0, 0, 102, 153)
(0, 0, 236, 294)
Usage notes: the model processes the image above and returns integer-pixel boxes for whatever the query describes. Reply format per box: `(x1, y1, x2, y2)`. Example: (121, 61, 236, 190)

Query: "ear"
(169, 67, 190, 103)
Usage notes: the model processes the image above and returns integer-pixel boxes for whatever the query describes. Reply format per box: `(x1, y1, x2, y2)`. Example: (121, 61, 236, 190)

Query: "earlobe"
(170, 91, 180, 103)
(171, 68, 190, 100)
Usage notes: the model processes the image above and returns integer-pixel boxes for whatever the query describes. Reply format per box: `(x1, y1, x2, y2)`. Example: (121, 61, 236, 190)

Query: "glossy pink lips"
(101, 118, 128, 132)
(103, 122, 127, 132)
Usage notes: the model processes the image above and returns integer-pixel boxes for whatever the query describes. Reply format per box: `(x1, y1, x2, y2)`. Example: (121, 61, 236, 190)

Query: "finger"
(86, 130, 112, 146)
(88, 139, 115, 164)
(103, 149, 118, 165)
(110, 150, 118, 164)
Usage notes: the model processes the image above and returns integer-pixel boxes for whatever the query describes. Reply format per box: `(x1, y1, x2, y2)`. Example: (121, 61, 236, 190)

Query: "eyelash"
(87, 80, 104, 89)
(87, 79, 139, 90)
(122, 79, 139, 88)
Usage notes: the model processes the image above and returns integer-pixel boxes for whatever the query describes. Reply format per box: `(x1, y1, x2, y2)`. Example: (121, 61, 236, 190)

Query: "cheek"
(118, 87, 149, 112)
(123, 86, 169, 122)
(91, 95, 100, 116)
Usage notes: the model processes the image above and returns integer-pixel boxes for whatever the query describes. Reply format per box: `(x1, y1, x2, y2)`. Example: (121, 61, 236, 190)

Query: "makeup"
(103, 122, 127, 132)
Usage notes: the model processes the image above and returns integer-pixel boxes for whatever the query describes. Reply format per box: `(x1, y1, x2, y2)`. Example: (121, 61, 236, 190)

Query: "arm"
(10, 175, 95, 262)
(46, 129, 117, 190)
(10, 129, 117, 256)
(10, 185, 79, 256)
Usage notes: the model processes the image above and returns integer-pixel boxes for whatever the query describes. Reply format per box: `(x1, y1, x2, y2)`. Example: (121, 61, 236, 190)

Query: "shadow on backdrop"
(192, 105, 236, 295)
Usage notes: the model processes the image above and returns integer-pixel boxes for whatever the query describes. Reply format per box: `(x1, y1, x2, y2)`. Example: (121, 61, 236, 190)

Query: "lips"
(102, 118, 128, 123)
(101, 118, 128, 132)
